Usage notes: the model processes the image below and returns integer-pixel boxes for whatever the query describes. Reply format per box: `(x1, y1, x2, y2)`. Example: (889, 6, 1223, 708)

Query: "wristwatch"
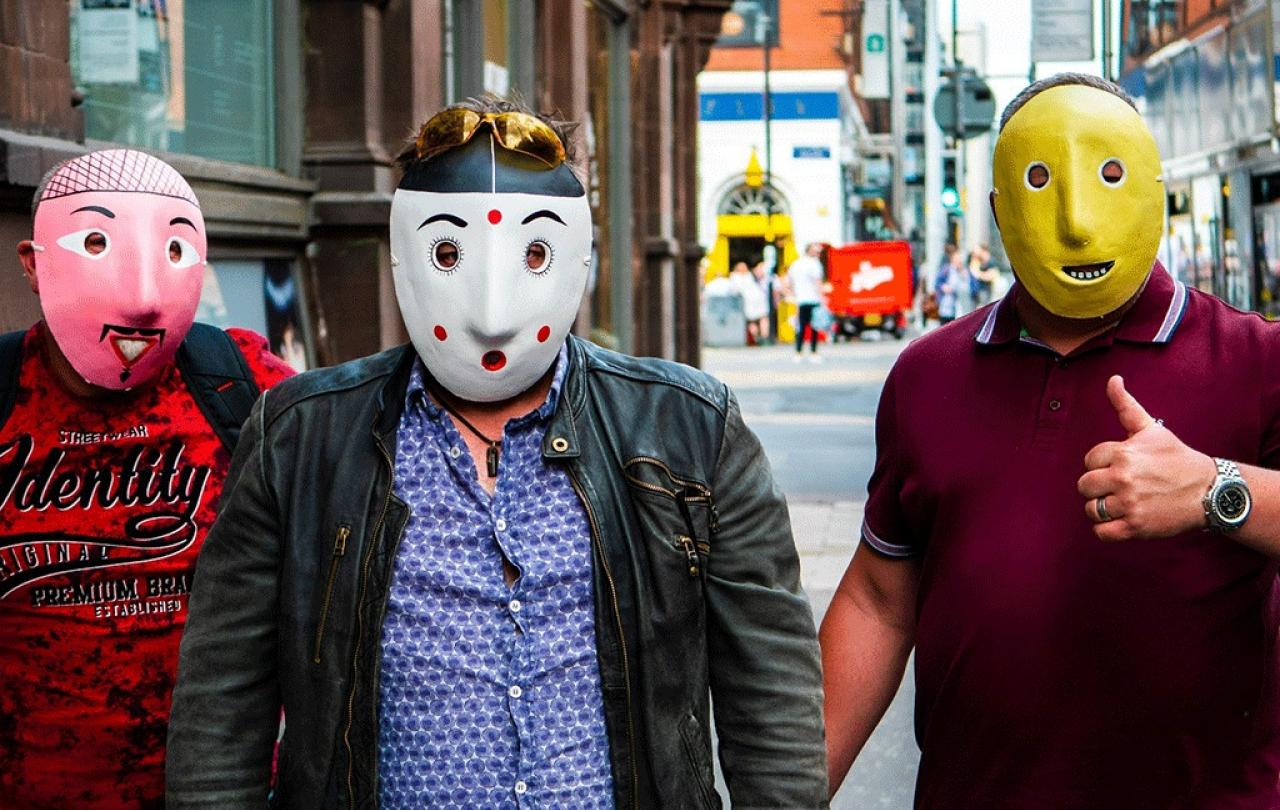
(1203, 458, 1252, 533)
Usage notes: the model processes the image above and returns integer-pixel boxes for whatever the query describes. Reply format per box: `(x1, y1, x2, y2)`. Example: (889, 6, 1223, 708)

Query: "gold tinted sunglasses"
(414, 109, 566, 168)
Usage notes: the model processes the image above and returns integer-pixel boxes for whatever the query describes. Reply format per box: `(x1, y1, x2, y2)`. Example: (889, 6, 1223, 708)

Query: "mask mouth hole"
(482, 351, 507, 372)
(1061, 261, 1116, 281)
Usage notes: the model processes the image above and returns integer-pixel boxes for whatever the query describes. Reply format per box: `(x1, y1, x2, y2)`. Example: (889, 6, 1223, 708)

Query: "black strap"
(0, 330, 24, 431)
(176, 323, 260, 452)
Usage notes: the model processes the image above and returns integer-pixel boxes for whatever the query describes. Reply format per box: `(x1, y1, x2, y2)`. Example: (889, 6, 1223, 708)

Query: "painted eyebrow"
(170, 217, 197, 230)
(522, 210, 565, 225)
(71, 205, 116, 218)
(418, 213, 468, 229)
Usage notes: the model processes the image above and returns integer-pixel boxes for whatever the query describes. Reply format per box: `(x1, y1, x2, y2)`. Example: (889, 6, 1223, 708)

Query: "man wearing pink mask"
(167, 98, 827, 809)
(0, 149, 294, 808)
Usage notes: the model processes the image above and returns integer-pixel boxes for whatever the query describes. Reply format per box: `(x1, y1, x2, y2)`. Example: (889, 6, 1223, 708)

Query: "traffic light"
(941, 155, 960, 212)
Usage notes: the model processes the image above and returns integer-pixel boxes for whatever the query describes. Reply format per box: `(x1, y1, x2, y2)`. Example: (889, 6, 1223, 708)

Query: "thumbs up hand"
(1077, 376, 1214, 541)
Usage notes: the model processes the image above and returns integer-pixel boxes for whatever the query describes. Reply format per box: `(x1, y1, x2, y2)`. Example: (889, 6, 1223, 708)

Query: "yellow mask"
(992, 84, 1163, 319)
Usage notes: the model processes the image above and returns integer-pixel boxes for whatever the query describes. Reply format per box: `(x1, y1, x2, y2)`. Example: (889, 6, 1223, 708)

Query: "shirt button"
(508, 684, 523, 699)
(514, 781, 528, 795)
(509, 599, 522, 613)
(495, 518, 508, 532)
(449, 446, 461, 459)
(1048, 399, 1062, 411)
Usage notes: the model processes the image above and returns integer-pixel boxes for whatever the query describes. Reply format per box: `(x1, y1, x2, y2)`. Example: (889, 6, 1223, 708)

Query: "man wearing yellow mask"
(821, 73, 1280, 807)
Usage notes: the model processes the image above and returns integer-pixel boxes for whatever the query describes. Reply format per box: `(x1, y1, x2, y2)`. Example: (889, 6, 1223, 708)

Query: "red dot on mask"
(488, 209, 502, 224)
(433, 325, 448, 341)
(537, 325, 551, 343)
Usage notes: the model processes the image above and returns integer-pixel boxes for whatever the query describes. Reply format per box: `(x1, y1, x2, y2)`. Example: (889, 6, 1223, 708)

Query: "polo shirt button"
(1049, 399, 1062, 411)
(496, 518, 508, 532)
(508, 684, 523, 698)
(509, 599, 522, 613)
(449, 446, 461, 459)
(514, 780, 528, 795)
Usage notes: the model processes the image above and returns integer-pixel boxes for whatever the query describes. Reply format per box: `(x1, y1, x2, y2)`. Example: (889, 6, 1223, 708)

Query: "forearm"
(819, 588, 914, 795)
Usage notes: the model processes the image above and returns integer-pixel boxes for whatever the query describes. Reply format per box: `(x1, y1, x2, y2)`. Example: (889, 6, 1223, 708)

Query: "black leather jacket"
(166, 336, 828, 809)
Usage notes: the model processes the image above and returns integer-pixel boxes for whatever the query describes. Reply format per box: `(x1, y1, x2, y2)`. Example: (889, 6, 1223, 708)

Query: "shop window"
(198, 259, 311, 372)
(71, 0, 276, 168)
(1125, 1, 1181, 58)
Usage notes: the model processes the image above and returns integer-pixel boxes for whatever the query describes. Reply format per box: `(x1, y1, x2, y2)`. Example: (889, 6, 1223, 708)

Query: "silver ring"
(1096, 496, 1112, 522)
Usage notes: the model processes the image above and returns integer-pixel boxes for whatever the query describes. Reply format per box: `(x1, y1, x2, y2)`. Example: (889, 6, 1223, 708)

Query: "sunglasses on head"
(414, 109, 567, 169)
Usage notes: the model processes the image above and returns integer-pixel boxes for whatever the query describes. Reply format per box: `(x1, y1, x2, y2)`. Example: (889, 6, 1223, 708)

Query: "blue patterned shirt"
(377, 348, 615, 809)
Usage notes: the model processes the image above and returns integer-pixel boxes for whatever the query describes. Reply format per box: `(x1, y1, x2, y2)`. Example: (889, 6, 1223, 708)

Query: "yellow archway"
(707, 149, 801, 342)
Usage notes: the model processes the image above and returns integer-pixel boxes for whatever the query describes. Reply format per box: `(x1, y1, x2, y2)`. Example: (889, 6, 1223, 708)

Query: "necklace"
(431, 389, 502, 477)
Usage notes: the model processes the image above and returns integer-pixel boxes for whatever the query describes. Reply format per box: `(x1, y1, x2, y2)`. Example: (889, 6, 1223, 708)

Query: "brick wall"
(704, 0, 846, 72)
(0, 2, 81, 141)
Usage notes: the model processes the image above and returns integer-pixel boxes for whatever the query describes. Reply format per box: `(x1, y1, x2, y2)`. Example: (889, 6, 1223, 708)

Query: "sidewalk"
(790, 499, 862, 625)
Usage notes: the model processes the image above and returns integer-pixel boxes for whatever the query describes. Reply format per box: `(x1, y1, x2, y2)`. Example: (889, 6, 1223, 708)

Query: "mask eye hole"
(431, 239, 461, 272)
(55, 228, 112, 259)
(1025, 162, 1050, 190)
(168, 236, 202, 269)
(1100, 158, 1127, 186)
(525, 240, 552, 274)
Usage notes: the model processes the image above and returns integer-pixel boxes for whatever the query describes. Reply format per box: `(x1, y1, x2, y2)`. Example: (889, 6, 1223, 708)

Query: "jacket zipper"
(623, 456, 713, 500)
(568, 465, 639, 810)
(312, 525, 351, 664)
(343, 433, 397, 809)
(675, 535, 702, 578)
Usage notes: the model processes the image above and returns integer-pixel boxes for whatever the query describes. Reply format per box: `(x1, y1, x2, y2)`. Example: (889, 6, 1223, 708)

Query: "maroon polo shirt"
(864, 265, 1280, 809)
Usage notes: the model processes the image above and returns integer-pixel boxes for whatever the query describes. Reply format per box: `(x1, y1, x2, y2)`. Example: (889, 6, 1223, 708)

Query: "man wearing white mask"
(166, 98, 827, 809)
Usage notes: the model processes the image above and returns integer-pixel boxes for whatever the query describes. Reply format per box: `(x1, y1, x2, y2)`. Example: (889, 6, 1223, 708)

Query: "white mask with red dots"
(389, 189, 592, 403)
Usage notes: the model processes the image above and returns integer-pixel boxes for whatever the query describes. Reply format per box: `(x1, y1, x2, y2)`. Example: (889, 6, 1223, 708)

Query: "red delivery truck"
(825, 240, 914, 340)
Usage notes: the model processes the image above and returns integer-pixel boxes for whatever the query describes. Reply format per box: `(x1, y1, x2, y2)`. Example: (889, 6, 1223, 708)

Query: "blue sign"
(792, 146, 831, 159)
(700, 91, 841, 121)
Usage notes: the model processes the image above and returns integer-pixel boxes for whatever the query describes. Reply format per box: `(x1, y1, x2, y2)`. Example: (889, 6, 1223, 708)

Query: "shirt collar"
(974, 262, 1188, 348)
(406, 343, 570, 423)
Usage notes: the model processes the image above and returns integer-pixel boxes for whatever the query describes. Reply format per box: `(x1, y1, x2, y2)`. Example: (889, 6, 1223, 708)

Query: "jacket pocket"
(623, 457, 717, 553)
(623, 457, 716, 627)
(678, 712, 719, 810)
(312, 524, 350, 664)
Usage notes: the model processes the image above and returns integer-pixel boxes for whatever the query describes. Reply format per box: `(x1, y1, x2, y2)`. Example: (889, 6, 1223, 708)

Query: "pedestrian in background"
(730, 260, 769, 345)
(969, 243, 1001, 305)
(787, 241, 826, 362)
(933, 243, 973, 324)
(752, 261, 774, 344)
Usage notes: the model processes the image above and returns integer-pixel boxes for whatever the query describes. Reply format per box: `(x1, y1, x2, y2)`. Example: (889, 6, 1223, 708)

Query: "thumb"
(1107, 375, 1154, 436)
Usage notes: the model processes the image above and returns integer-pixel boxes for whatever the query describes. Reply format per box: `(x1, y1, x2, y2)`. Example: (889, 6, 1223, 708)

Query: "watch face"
(1216, 482, 1251, 522)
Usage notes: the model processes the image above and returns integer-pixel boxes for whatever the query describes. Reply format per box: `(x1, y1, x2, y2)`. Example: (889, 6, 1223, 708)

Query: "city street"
(703, 335, 919, 809)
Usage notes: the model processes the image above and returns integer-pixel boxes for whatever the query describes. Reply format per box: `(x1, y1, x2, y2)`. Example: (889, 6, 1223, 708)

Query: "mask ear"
(17, 240, 40, 293)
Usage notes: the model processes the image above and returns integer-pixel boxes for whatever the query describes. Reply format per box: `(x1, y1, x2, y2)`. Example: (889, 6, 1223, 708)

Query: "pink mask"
(30, 150, 206, 390)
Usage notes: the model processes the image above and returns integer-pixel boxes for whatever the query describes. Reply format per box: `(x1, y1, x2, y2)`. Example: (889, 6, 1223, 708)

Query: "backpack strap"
(0, 331, 25, 431)
(176, 323, 261, 452)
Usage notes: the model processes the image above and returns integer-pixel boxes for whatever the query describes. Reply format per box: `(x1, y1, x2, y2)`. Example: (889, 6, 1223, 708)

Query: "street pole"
(758, 11, 775, 259)
(923, 0, 944, 279)
(950, 0, 965, 249)
(1100, 0, 1111, 80)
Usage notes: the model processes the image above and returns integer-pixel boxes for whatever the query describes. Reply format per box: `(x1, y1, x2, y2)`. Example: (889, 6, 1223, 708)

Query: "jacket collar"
(974, 262, 1188, 347)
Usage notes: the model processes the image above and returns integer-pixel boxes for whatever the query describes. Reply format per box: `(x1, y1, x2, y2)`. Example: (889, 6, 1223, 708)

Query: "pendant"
(487, 444, 500, 478)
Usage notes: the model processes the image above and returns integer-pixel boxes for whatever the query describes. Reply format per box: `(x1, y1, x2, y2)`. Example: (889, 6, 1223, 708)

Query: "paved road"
(703, 335, 918, 809)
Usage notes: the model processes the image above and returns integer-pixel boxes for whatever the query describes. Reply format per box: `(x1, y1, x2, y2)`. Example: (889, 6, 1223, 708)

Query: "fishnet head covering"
(35, 149, 199, 210)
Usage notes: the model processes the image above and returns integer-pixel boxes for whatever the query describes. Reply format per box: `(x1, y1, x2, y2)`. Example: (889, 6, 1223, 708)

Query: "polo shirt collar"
(974, 262, 1188, 347)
